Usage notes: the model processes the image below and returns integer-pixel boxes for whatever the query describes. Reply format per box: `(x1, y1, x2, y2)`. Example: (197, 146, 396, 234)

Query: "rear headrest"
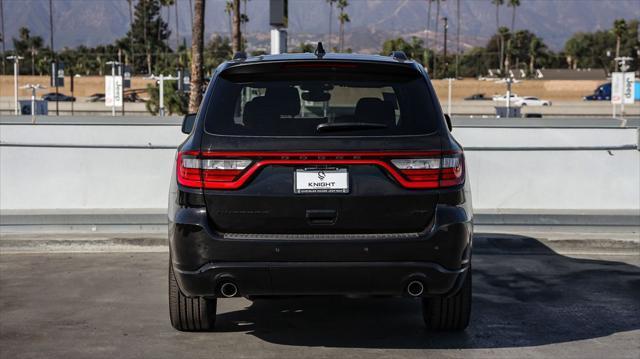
(242, 97, 275, 130)
(265, 87, 301, 116)
(355, 97, 395, 127)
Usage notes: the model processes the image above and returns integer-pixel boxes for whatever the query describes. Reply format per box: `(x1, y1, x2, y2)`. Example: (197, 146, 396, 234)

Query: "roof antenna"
(314, 42, 326, 58)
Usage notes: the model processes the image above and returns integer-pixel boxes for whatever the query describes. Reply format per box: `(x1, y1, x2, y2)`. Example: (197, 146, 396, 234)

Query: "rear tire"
(422, 268, 471, 331)
(169, 263, 217, 331)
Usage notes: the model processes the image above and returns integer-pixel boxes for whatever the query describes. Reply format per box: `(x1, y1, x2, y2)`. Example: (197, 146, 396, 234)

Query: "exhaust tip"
(220, 282, 238, 298)
(407, 280, 424, 297)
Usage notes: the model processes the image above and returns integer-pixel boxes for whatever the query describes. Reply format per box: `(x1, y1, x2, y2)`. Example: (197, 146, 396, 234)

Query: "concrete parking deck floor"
(1, 236, 639, 359)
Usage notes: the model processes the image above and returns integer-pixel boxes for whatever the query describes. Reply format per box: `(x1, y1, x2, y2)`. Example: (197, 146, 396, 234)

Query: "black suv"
(169, 49, 473, 332)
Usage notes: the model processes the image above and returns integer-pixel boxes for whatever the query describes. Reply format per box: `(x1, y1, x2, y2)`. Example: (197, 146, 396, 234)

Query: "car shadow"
(212, 234, 640, 349)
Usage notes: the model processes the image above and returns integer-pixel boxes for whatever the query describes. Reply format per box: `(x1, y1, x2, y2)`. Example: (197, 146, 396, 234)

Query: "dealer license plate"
(294, 168, 349, 194)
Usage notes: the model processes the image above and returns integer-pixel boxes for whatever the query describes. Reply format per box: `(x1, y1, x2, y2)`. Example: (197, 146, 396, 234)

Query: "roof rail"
(232, 51, 247, 60)
(389, 51, 408, 61)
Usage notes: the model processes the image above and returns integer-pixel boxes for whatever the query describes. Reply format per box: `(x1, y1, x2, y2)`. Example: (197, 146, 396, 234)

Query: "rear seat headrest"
(355, 97, 395, 127)
(265, 87, 301, 116)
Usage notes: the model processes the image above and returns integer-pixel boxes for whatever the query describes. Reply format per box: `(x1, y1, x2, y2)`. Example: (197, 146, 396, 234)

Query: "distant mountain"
(2, 0, 639, 53)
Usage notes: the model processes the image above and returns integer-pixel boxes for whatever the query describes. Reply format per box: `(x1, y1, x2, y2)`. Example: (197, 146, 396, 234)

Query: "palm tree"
(491, 0, 504, 72)
(1, 0, 6, 75)
(141, 0, 152, 74)
(231, 0, 242, 53)
(326, 0, 337, 50)
(242, 0, 248, 41)
(160, 0, 174, 68)
(30, 36, 43, 75)
(337, 0, 350, 52)
(127, 0, 134, 67)
(189, 0, 193, 29)
(433, 0, 441, 77)
(189, 0, 205, 112)
(506, 0, 519, 72)
(455, 0, 460, 77)
(498, 26, 510, 71)
(225, 1, 233, 38)
(508, 0, 519, 33)
(528, 36, 546, 74)
(174, 0, 180, 51)
(424, 0, 433, 70)
(612, 19, 627, 71)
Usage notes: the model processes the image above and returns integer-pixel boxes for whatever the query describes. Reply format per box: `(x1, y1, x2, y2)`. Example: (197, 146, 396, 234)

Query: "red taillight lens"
(177, 151, 251, 189)
(391, 153, 464, 188)
(439, 155, 465, 187)
(177, 151, 463, 190)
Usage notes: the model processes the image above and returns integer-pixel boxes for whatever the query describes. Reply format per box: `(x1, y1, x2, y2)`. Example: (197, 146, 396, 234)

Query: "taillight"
(177, 151, 251, 189)
(177, 151, 463, 190)
(391, 152, 464, 188)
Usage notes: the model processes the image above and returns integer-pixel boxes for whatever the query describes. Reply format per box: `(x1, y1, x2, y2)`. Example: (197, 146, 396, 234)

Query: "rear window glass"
(203, 62, 440, 136)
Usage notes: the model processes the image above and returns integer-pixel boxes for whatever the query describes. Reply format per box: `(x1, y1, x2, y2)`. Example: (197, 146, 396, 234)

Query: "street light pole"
(49, 0, 59, 116)
(21, 83, 45, 123)
(443, 16, 448, 78)
(159, 74, 164, 117)
(7, 55, 23, 115)
(145, 74, 179, 117)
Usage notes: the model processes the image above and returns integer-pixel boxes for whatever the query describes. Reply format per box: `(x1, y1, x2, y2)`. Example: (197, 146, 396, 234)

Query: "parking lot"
(1, 235, 638, 359)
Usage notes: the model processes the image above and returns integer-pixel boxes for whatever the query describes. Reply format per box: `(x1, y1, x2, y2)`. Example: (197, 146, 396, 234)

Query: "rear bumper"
(169, 204, 472, 298)
(174, 260, 469, 297)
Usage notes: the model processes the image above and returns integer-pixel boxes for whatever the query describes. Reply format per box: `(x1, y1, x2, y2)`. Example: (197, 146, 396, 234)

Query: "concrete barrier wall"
(1, 120, 638, 213)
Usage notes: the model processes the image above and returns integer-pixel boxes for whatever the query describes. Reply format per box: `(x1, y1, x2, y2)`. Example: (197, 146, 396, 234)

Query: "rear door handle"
(306, 210, 337, 225)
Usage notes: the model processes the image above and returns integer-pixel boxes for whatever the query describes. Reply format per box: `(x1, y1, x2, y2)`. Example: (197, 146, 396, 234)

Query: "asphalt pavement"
(0, 235, 638, 359)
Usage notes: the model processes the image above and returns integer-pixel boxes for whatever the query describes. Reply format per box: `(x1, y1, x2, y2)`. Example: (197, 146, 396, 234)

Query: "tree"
(13, 27, 45, 75)
(326, 0, 337, 50)
(293, 42, 315, 53)
(506, 0, 520, 71)
(498, 26, 510, 70)
(508, 0, 520, 33)
(225, 1, 233, 36)
(528, 36, 547, 73)
(563, 20, 639, 73)
(1, 0, 6, 75)
(382, 37, 429, 64)
(127, 0, 134, 67)
(146, 81, 188, 115)
(159, 0, 174, 68)
(204, 35, 232, 69)
(612, 19, 627, 71)
(337, 0, 350, 52)
(231, 0, 241, 53)
(433, 0, 441, 77)
(189, 0, 205, 113)
(491, 0, 504, 71)
(455, 0, 461, 77)
(425, 0, 433, 71)
(174, 0, 180, 51)
(119, 0, 171, 74)
(458, 47, 493, 77)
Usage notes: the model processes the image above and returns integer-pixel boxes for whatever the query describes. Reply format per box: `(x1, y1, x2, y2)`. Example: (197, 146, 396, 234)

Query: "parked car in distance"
(87, 93, 105, 102)
(492, 93, 519, 102)
(124, 92, 145, 103)
(513, 96, 551, 106)
(169, 49, 473, 333)
(86, 92, 145, 103)
(464, 93, 491, 101)
(41, 92, 76, 102)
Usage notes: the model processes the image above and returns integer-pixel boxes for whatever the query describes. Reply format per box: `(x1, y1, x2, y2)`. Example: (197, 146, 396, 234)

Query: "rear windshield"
(203, 62, 440, 136)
